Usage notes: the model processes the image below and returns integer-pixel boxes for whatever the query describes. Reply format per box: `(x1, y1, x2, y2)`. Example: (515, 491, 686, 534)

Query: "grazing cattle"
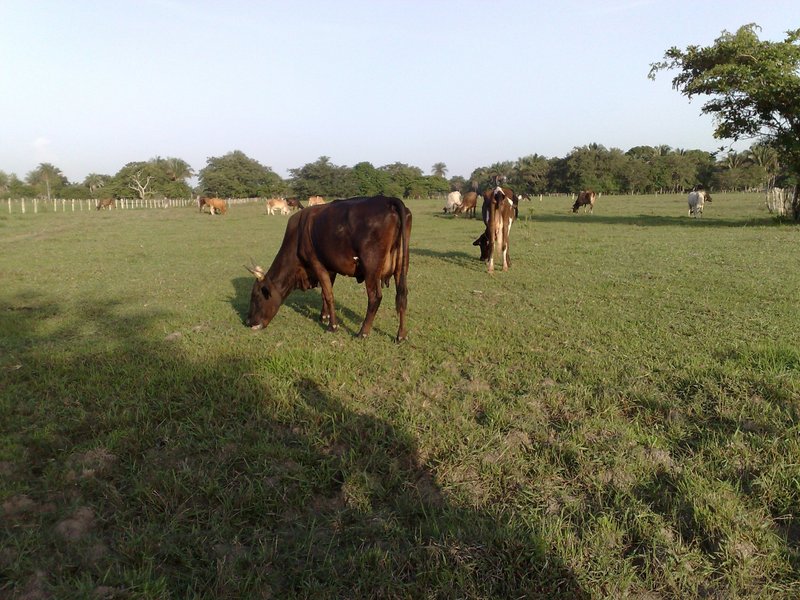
(266, 197, 291, 215)
(246, 195, 412, 341)
(444, 191, 462, 213)
(307, 195, 326, 206)
(473, 186, 517, 272)
(687, 186, 712, 217)
(454, 191, 478, 217)
(572, 190, 596, 213)
(204, 198, 228, 215)
(96, 198, 114, 210)
(285, 197, 304, 210)
(198, 196, 208, 212)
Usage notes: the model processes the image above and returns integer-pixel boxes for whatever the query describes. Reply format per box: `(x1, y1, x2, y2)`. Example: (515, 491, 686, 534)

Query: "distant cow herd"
(111, 184, 710, 341)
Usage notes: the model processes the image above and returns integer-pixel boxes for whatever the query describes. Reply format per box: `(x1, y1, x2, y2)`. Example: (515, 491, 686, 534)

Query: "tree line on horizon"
(0, 142, 784, 205)
(3, 23, 799, 219)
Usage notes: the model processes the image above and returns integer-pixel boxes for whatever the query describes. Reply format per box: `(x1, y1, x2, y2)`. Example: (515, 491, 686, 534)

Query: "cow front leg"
(316, 271, 338, 332)
(357, 279, 382, 338)
(320, 273, 336, 324)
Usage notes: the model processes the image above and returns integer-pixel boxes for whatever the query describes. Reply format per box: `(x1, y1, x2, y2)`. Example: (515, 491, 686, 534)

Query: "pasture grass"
(1, 193, 798, 598)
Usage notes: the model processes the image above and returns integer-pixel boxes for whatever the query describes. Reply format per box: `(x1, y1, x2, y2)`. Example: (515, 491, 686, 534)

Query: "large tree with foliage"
(511, 154, 550, 196)
(650, 24, 800, 218)
(289, 156, 351, 199)
(107, 157, 193, 199)
(378, 162, 424, 199)
(199, 151, 283, 198)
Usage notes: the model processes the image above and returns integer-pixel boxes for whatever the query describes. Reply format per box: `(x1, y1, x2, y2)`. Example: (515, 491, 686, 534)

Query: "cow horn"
(244, 263, 266, 281)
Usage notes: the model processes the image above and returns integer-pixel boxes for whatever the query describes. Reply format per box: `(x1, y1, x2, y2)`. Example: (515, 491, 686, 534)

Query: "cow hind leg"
(394, 273, 408, 342)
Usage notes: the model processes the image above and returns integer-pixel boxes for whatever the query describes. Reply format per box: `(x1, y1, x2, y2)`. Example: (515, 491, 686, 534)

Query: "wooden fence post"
(7, 199, 10, 214)
(22, 198, 26, 214)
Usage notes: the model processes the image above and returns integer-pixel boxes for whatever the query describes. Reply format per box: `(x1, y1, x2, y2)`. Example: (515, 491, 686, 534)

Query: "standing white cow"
(687, 186, 712, 217)
(444, 191, 462, 214)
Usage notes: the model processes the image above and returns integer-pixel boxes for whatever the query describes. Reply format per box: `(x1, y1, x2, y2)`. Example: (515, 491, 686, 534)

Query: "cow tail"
(395, 201, 411, 314)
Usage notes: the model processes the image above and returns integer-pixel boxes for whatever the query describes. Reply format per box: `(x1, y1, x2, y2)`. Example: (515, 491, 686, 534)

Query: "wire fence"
(4, 197, 263, 214)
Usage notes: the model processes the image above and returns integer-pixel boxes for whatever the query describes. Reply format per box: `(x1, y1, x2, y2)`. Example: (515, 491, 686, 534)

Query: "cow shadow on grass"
(411, 246, 479, 268)
(1, 292, 586, 598)
(230, 275, 367, 335)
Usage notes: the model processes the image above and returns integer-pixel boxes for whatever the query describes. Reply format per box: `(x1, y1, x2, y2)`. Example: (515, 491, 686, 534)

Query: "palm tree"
(747, 143, 779, 188)
(26, 163, 65, 201)
(83, 173, 108, 195)
(431, 162, 448, 178)
(164, 158, 194, 182)
(723, 151, 747, 170)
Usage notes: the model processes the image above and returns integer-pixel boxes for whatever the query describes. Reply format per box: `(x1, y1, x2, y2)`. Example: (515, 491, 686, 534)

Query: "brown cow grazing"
(572, 190, 596, 213)
(307, 195, 326, 206)
(473, 186, 517, 272)
(204, 198, 228, 215)
(96, 198, 114, 210)
(198, 196, 209, 212)
(454, 191, 478, 217)
(266, 197, 290, 215)
(246, 195, 412, 341)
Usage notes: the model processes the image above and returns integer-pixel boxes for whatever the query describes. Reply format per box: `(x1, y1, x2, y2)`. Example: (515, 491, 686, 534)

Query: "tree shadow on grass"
(1, 292, 586, 597)
(532, 213, 781, 228)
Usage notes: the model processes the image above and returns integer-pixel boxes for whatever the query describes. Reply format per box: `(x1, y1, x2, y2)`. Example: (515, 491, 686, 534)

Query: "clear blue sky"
(1, 1, 798, 183)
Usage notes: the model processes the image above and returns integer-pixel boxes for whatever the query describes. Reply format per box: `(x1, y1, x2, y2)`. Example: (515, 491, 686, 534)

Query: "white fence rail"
(4, 197, 263, 214)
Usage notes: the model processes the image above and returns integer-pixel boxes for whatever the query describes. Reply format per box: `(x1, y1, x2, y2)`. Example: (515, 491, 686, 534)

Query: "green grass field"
(1, 193, 798, 598)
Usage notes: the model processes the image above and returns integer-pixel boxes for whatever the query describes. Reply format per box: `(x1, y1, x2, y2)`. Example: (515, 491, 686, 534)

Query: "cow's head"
(473, 231, 491, 261)
(245, 265, 281, 330)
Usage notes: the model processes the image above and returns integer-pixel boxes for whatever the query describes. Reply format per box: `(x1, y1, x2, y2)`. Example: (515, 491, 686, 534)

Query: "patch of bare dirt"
(66, 447, 117, 481)
(55, 506, 95, 542)
(2, 493, 36, 517)
(15, 570, 50, 600)
(412, 470, 443, 507)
